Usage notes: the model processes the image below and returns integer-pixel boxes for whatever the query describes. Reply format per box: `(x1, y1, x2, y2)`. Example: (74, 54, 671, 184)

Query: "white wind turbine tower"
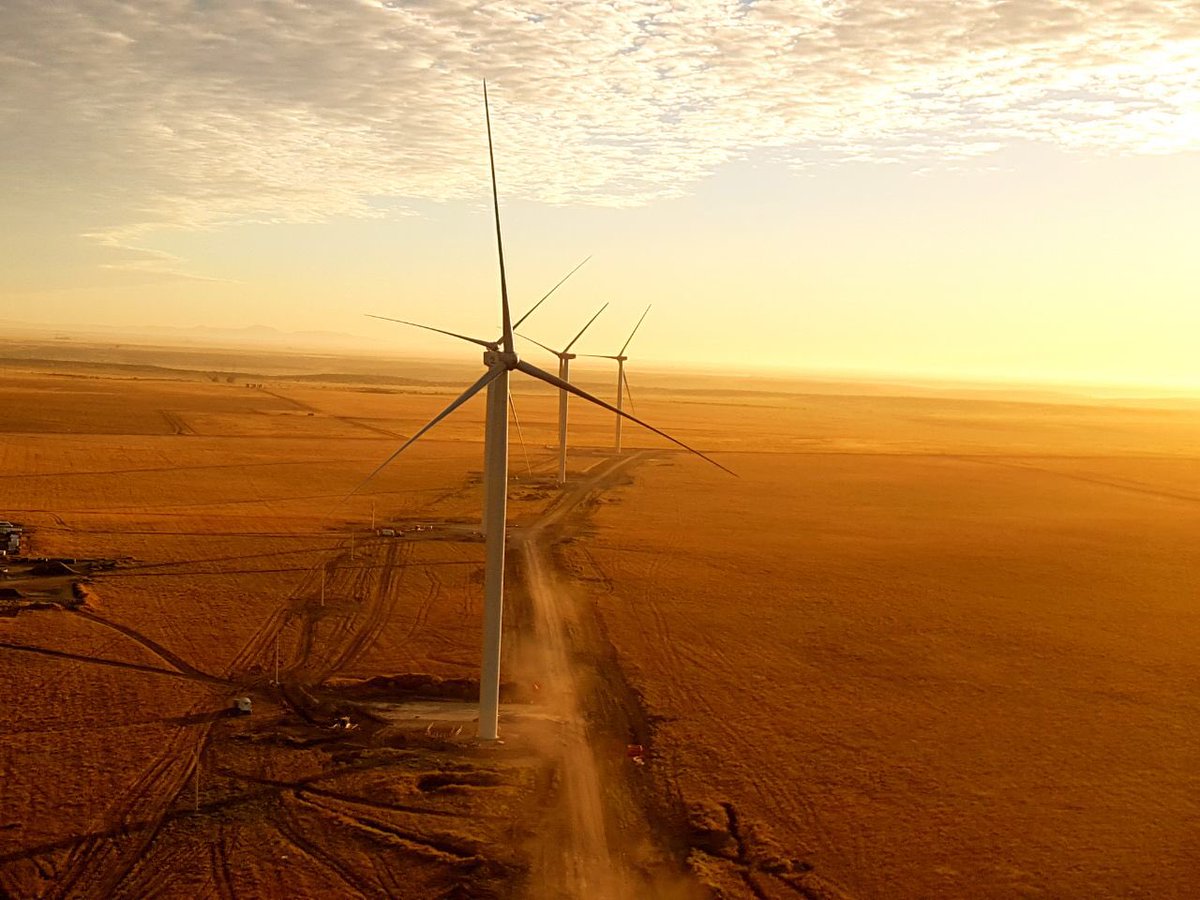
(360, 83, 732, 741)
(581, 304, 650, 454)
(519, 303, 608, 485)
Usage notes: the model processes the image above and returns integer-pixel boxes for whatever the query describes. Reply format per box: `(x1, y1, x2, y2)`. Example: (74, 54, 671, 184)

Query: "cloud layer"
(3, 0, 1199, 260)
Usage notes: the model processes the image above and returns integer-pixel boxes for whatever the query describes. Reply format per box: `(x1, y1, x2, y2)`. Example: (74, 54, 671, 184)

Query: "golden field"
(572, 389, 1200, 897)
(1, 344, 1198, 898)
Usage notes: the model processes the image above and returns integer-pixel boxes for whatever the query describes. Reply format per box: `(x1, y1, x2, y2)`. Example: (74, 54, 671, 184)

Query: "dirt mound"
(72, 582, 97, 605)
(326, 673, 538, 704)
(417, 771, 503, 792)
(30, 560, 79, 576)
(329, 673, 480, 702)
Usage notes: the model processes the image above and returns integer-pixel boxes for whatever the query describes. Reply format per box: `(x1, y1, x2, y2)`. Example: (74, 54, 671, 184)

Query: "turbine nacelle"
(483, 348, 521, 370)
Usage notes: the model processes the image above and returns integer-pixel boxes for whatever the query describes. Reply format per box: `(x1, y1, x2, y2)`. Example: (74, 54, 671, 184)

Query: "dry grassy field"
(1, 343, 1198, 898)
(0, 357, 574, 898)
(571, 387, 1200, 898)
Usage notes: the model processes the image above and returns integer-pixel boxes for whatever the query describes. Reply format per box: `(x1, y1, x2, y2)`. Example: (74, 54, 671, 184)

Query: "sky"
(2, 0, 1199, 387)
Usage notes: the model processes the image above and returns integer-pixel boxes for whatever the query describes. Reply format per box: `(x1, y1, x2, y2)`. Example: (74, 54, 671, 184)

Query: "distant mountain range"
(6, 321, 384, 350)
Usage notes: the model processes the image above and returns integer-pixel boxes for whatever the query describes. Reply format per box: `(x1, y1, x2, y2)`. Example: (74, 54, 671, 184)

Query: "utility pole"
(371, 499, 376, 531)
(320, 566, 325, 608)
(274, 632, 280, 685)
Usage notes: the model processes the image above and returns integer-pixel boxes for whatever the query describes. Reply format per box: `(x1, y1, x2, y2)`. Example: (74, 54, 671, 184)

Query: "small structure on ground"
(0, 521, 22, 557)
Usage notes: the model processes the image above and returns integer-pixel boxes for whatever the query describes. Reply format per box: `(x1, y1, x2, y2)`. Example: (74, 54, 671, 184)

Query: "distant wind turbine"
(581, 305, 650, 454)
(362, 84, 731, 741)
(519, 303, 608, 485)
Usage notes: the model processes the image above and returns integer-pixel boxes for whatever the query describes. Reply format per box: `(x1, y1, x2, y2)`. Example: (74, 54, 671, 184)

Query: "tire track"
(158, 411, 195, 436)
(275, 794, 381, 899)
(297, 785, 494, 822)
(116, 545, 336, 574)
(318, 541, 411, 682)
(109, 834, 203, 900)
(343, 417, 404, 438)
(258, 387, 402, 440)
(303, 551, 372, 678)
(210, 824, 238, 900)
(37, 541, 348, 895)
(966, 456, 1200, 504)
(293, 793, 484, 866)
(223, 548, 336, 680)
(47, 727, 213, 900)
(405, 562, 441, 644)
(639, 531, 686, 679)
(0, 641, 224, 686)
(0, 458, 335, 481)
(70, 608, 216, 681)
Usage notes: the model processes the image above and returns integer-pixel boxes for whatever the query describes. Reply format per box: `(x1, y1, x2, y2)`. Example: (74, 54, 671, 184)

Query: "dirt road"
(510, 451, 697, 899)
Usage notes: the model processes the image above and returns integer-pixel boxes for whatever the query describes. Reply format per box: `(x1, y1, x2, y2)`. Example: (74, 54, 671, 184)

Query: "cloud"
(2, 0, 1198, 264)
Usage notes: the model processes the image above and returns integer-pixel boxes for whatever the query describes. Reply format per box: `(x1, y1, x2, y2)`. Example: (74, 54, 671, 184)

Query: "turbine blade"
(508, 388, 534, 478)
(484, 81, 513, 354)
(622, 367, 636, 415)
(562, 302, 609, 354)
(516, 333, 560, 356)
(366, 314, 495, 350)
(509, 255, 592, 336)
(515, 360, 735, 476)
(342, 367, 504, 502)
(619, 304, 651, 356)
(575, 354, 622, 360)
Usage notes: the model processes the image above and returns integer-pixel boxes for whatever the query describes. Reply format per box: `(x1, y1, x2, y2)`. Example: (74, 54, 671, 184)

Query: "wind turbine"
(582, 304, 650, 454)
(519, 303, 608, 485)
(361, 83, 731, 741)
(368, 256, 589, 537)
